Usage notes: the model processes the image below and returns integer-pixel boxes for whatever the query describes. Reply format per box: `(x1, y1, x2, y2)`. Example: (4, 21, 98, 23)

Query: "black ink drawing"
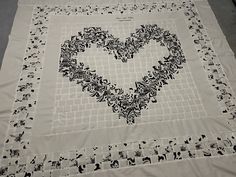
(59, 25, 186, 124)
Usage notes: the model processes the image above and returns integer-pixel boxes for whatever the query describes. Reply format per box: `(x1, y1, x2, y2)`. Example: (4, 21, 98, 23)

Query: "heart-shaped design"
(59, 24, 186, 124)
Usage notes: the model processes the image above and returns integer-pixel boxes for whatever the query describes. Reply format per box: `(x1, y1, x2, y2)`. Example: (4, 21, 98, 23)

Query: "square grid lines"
(51, 19, 207, 134)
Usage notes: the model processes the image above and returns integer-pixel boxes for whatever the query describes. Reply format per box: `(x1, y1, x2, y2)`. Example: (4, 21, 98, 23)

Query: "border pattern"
(1, 0, 236, 176)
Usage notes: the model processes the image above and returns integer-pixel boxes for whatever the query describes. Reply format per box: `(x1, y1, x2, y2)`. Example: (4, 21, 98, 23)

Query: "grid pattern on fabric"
(51, 20, 207, 134)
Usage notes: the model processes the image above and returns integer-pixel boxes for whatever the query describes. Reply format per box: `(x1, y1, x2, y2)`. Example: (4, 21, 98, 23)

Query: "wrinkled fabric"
(0, 0, 236, 177)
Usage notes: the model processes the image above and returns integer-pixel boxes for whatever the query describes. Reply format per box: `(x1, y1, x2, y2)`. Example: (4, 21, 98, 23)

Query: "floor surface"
(0, 0, 17, 69)
(208, 0, 236, 55)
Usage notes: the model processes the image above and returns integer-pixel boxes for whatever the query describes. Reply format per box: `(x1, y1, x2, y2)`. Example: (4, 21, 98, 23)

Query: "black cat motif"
(59, 24, 186, 124)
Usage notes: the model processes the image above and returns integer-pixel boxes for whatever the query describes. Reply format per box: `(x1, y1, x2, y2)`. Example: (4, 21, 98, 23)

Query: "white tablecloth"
(0, 0, 236, 176)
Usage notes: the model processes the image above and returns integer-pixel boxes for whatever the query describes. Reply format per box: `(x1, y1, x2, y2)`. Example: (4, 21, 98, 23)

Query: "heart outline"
(59, 24, 186, 124)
